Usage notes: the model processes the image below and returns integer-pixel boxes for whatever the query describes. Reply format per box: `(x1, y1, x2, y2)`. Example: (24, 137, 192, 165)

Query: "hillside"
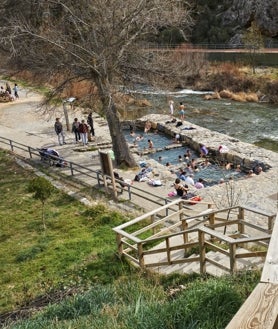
(190, 0, 278, 46)
(0, 150, 261, 329)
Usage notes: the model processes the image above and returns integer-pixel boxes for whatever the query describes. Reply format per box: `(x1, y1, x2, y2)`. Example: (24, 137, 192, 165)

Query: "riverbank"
(188, 63, 278, 104)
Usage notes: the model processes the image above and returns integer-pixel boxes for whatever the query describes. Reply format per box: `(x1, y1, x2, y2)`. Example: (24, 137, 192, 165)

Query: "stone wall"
(129, 114, 277, 172)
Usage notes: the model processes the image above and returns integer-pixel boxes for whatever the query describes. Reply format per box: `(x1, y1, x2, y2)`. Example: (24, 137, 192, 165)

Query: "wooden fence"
(113, 200, 275, 275)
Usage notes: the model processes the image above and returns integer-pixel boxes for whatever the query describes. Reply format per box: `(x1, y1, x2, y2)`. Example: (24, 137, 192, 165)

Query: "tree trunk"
(98, 81, 137, 168)
(42, 201, 46, 230)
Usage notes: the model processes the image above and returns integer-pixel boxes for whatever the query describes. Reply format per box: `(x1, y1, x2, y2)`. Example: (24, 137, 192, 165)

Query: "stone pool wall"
(124, 114, 276, 173)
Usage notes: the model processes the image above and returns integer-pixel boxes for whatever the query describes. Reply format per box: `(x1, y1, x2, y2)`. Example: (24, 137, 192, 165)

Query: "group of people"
(54, 112, 95, 146)
(176, 167, 205, 189)
(172, 177, 203, 199)
(130, 123, 155, 150)
(0, 82, 19, 101)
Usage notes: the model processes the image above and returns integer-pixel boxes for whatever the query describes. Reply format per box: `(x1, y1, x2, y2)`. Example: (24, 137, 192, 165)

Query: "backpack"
(134, 175, 140, 181)
(72, 121, 79, 132)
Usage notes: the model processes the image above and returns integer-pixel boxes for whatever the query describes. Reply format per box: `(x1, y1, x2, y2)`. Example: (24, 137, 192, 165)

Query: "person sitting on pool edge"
(177, 168, 187, 181)
(184, 174, 195, 186)
(174, 178, 189, 197)
(144, 120, 152, 133)
(199, 143, 209, 158)
(194, 178, 205, 189)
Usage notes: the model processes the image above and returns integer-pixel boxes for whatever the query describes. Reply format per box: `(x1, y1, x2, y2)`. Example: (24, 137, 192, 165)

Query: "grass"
(4, 272, 260, 329)
(0, 149, 261, 328)
(0, 150, 131, 313)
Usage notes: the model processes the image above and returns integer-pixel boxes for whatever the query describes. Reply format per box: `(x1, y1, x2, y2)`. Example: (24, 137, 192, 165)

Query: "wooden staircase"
(144, 235, 266, 277)
(113, 199, 275, 277)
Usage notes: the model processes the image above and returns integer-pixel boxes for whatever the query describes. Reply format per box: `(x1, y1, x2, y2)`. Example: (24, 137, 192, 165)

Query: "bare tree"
(207, 169, 251, 235)
(242, 21, 264, 74)
(0, 0, 193, 167)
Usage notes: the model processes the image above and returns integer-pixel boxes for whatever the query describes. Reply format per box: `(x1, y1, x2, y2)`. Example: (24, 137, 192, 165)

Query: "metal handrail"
(0, 136, 171, 209)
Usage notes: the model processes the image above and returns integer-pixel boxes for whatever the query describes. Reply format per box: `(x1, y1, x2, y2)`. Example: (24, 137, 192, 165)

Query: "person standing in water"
(148, 139, 153, 149)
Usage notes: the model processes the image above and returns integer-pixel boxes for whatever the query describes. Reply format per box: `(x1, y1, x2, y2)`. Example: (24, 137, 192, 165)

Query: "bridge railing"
(142, 42, 278, 50)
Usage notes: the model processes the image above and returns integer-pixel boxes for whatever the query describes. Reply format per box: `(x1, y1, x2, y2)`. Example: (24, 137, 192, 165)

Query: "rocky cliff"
(192, 0, 278, 45)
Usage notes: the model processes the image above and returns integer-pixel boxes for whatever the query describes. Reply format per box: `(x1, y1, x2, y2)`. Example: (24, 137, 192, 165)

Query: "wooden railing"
(113, 201, 275, 275)
(226, 213, 278, 328)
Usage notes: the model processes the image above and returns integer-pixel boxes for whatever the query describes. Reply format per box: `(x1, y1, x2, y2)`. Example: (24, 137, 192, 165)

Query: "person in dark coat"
(79, 119, 89, 145)
(54, 118, 66, 145)
(72, 118, 81, 143)
(87, 112, 95, 137)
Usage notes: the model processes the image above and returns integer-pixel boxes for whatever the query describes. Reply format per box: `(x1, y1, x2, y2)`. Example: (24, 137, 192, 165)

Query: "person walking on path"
(72, 118, 80, 143)
(78, 119, 89, 146)
(87, 112, 95, 137)
(13, 83, 19, 99)
(54, 118, 66, 145)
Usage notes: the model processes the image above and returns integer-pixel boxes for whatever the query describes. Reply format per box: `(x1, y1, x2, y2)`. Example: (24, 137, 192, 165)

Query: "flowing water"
(124, 88, 278, 152)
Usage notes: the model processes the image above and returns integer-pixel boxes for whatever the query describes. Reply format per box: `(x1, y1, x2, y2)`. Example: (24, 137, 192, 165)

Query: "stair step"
(145, 238, 265, 277)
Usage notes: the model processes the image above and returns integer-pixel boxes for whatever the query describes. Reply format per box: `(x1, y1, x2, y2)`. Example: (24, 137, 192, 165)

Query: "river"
(124, 88, 278, 153)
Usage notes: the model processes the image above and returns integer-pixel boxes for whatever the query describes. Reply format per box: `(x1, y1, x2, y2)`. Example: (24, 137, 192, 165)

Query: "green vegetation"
(28, 177, 55, 230)
(0, 150, 130, 313)
(4, 272, 260, 329)
(0, 150, 260, 328)
(191, 0, 233, 44)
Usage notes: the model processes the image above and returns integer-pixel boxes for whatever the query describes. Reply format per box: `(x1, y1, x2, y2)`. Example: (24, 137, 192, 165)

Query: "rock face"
(192, 0, 278, 45)
(222, 0, 278, 38)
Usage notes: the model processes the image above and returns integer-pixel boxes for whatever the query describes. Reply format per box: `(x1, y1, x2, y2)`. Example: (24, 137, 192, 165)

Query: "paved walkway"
(0, 86, 277, 220)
